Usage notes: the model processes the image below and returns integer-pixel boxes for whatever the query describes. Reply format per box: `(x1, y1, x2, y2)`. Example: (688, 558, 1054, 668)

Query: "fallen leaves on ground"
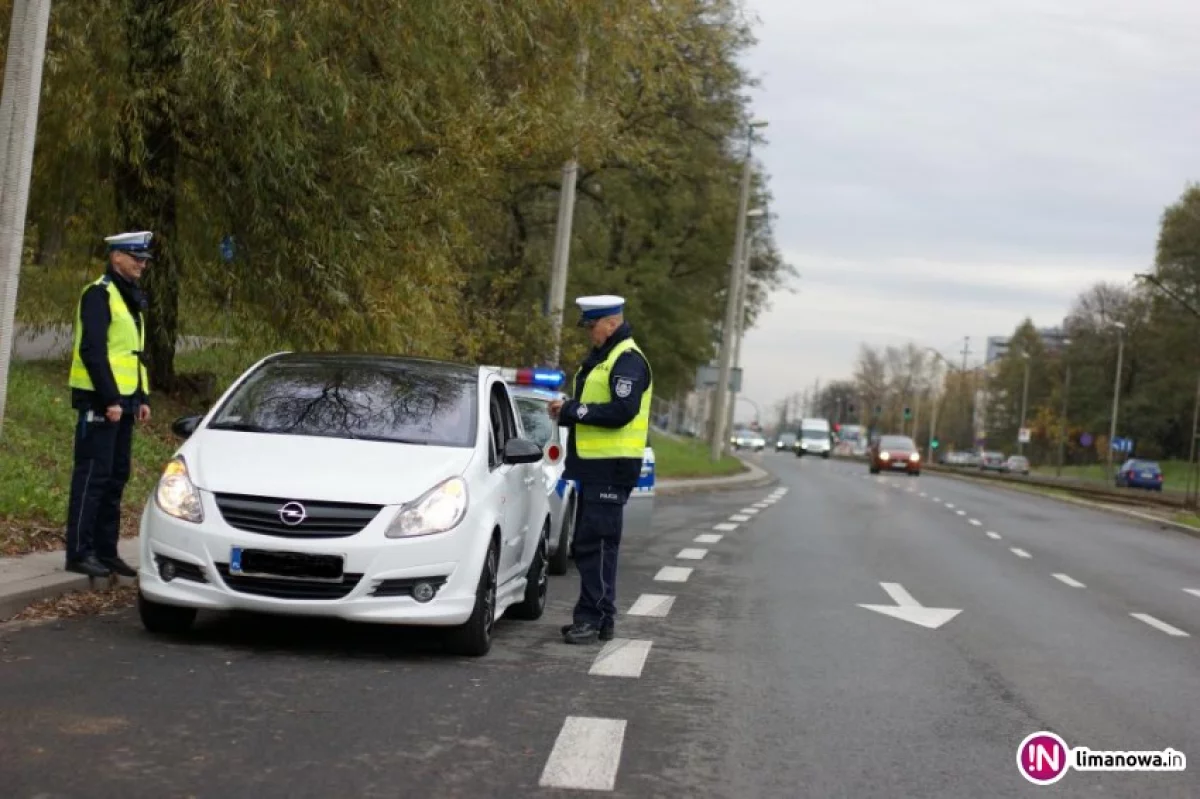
(8, 584, 137, 623)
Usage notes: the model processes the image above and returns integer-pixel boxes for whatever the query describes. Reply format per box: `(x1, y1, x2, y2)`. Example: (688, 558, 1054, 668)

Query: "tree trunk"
(114, 0, 182, 392)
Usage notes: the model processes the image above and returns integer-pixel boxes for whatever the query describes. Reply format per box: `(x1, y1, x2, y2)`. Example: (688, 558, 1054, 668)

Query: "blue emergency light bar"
(491, 366, 565, 390)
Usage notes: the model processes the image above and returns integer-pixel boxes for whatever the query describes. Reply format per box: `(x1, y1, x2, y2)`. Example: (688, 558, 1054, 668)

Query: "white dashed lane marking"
(1131, 613, 1190, 637)
(986, 531, 1002, 540)
(589, 638, 654, 678)
(740, 508, 760, 515)
(654, 566, 692, 583)
(714, 522, 739, 532)
(956, 510, 966, 516)
(1184, 589, 1200, 599)
(676, 548, 708, 561)
(920, 492, 928, 498)
(1010, 548, 1032, 559)
(729, 514, 751, 522)
(628, 593, 676, 617)
(1052, 573, 1086, 588)
(752, 503, 769, 509)
(968, 519, 982, 526)
(540, 717, 627, 790)
(694, 533, 723, 544)
(945, 503, 955, 509)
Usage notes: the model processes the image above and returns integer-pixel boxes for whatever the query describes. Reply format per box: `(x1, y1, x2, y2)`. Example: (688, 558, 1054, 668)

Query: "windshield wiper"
(208, 421, 274, 433)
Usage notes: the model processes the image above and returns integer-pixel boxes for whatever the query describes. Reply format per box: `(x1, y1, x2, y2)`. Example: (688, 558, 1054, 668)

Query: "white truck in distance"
(796, 418, 832, 458)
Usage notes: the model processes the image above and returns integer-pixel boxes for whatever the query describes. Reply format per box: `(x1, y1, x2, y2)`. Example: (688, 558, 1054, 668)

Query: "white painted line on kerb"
(539, 716, 627, 790)
(986, 531, 1002, 540)
(676, 548, 708, 561)
(654, 566, 692, 583)
(628, 593, 675, 617)
(589, 638, 654, 678)
(1052, 573, 1086, 588)
(1184, 588, 1200, 599)
(714, 522, 739, 532)
(1131, 613, 1190, 637)
(968, 519, 982, 526)
(740, 508, 760, 515)
(694, 533, 723, 544)
(1010, 548, 1032, 559)
(730, 514, 751, 522)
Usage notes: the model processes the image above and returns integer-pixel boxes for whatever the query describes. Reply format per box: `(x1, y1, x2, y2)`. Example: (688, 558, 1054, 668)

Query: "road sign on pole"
(1018, 427, 1031, 444)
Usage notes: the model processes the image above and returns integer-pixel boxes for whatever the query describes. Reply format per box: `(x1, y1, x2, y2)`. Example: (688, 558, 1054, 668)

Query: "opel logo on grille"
(278, 501, 307, 526)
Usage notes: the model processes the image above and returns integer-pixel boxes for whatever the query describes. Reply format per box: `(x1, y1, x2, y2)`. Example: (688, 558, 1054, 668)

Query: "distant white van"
(797, 418, 832, 458)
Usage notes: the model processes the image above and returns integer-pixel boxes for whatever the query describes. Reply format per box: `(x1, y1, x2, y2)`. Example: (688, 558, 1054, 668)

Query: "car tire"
(548, 497, 574, 576)
(138, 590, 197, 635)
(911, 470, 920, 477)
(510, 523, 549, 621)
(445, 541, 499, 657)
(822, 452, 830, 459)
(869, 467, 879, 474)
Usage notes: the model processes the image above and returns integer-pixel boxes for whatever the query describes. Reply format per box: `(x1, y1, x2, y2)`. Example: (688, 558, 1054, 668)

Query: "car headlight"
(880, 451, 890, 460)
(910, 452, 920, 462)
(386, 477, 469, 538)
(155, 456, 203, 523)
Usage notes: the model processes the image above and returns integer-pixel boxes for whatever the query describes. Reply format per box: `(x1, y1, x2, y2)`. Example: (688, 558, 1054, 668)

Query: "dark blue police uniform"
(556, 322, 651, 641)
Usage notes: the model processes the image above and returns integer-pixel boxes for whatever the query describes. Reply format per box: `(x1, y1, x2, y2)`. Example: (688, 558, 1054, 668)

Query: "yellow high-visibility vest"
(68, 276, 149, 396)
(574, 338, 652, 459)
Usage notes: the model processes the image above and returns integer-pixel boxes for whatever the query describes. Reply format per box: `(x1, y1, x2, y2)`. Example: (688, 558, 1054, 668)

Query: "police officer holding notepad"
(63, 231, 154, 578)
(549, 295, 653, 645)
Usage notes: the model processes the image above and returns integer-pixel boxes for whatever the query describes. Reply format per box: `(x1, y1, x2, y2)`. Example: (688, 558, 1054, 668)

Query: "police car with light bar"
(490, 365, 655, 575)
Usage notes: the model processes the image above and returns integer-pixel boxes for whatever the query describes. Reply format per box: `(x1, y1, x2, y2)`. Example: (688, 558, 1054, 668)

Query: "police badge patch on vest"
(576, 404, 588, 418)
(614, 377, 633, 398)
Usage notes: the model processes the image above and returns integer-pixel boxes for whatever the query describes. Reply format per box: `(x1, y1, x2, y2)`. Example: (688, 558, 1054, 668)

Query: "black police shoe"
(561, 622, 614, 641)
(66, 555, 111, 578)
(99, 556, 137, 578)
(561, 622, 602, 644)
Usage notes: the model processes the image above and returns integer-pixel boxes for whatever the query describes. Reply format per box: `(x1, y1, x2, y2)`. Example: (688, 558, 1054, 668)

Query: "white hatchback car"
(137, 352, 552, 656)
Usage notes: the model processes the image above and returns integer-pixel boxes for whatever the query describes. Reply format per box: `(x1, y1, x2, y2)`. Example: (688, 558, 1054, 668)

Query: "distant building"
(985, 323, 1070, 364)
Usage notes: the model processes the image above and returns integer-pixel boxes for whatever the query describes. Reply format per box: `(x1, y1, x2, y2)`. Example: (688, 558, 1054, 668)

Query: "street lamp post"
(1106, 322, 1126, 474)
(710, 119, 767, 461)
(1056, 340, 1072, 478)
(1018, 352, 1030, 455)
(725, 207, 766, 442)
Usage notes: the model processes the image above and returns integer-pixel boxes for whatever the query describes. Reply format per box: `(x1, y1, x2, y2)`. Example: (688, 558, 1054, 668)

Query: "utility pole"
(1106, 323, 1126, 473)
(1188, 373, 1200, 509)
(1057, 360, 1071, 478)
(0, 0, 52, 441)
(546, 47, 589, 368)
(960, 336, 972, 449)
(1018, 353, 1030, 455)
(710, 120, 767, 461)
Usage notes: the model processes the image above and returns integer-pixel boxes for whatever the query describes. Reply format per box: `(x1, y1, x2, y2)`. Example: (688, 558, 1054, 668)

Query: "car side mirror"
(502, 438, 544, 465)
(171, 415, 202, 439)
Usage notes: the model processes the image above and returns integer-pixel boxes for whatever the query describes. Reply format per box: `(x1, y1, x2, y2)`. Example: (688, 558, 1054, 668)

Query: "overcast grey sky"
(736, 0, 1200, 422)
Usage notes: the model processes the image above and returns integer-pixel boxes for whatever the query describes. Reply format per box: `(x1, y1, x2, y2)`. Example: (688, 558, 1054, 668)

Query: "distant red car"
(869, 434, 921, 475)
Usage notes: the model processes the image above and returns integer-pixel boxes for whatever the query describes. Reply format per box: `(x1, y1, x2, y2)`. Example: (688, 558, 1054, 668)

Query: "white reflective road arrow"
(858, 582, 961, 630)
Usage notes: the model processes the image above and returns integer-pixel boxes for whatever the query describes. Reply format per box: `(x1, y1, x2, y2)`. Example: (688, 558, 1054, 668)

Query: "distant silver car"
(979, 451, 1006, 471)
(1004, 455, 1030, 475)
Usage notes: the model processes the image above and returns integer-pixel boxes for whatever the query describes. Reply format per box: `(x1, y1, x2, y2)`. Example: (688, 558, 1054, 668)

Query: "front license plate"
(891, 461, 908, 470)
(230, 547, 344, 582)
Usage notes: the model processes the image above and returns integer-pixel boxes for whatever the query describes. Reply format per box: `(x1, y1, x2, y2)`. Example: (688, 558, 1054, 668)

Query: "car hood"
(184, 430, 477, 505)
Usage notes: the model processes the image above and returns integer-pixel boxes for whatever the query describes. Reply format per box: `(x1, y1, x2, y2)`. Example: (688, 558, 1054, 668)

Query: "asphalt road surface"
(2, 457, 1198, 797)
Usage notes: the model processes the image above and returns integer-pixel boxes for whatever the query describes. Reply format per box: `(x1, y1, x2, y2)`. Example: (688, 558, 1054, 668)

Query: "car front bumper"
(138, 496, 487, 627)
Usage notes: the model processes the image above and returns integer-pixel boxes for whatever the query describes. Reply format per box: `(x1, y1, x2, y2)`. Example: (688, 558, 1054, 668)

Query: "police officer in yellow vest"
(64, 231, 154, 578)
(549, 295, 653, 645)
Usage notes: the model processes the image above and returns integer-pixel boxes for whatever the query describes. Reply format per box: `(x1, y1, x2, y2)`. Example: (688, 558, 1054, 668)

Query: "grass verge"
(0, 345, 265, 557)
(651, 433, 746, 479)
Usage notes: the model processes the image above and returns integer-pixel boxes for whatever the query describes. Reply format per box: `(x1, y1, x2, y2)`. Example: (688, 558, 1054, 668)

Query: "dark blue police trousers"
(572, 485, 631, 629)
(65, 407, 135, 562)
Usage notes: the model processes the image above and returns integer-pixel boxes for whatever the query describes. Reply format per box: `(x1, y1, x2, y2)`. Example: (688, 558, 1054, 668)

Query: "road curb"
(930, 468, 1200, 539)
(0, 541, 141, 622)
(655, 457, 776, 496)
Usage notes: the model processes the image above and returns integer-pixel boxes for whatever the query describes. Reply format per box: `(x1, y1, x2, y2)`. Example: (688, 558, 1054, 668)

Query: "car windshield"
(880, 436, 915, 450)
(514, 397, 556, 447)
(802, 429, 827, 439)
(208, 358, 477, 447)
(779, 433, 796, 442)
(1130, 460, 1160, 471)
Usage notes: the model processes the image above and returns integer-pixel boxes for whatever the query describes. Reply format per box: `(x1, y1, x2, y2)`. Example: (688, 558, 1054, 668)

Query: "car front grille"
(213, 493, 382, 538)
(215, 564, 362, 600)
